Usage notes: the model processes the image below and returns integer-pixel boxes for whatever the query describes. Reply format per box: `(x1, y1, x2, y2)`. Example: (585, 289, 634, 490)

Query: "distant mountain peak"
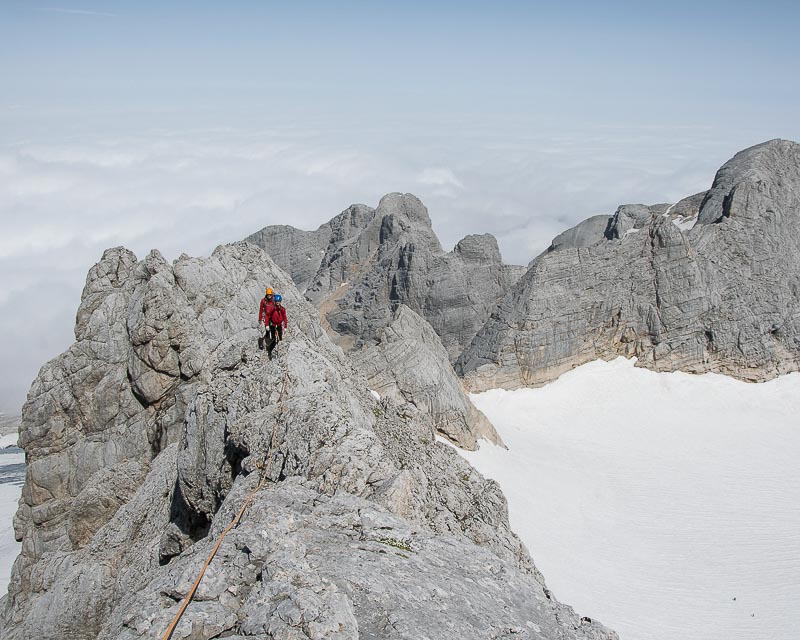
(458, 138, 800, 390)
(247, 192, 523, 360)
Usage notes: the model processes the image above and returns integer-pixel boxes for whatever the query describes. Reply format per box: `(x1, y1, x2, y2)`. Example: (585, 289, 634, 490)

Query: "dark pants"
(269, 324, 283, 345)
(267, 323, 283, 357)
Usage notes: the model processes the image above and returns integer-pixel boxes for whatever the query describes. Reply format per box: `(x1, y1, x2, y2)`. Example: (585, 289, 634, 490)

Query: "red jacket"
(259, 297, 275, 324)
(269, 306, 287, 328)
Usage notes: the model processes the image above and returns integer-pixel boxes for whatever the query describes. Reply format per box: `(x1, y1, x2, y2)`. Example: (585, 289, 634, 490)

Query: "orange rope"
(160, 372, 289, 640)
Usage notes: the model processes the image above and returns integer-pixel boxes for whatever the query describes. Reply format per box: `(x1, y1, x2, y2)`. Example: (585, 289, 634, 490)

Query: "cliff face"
(247, 193, 524, 361)
(1, 242, 614, 640)
(352, 304, 502, 451)
(457, 139, 800, 389)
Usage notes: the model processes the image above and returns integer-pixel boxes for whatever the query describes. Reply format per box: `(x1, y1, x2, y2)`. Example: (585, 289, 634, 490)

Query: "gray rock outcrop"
(546, 215, 611, 254)
(352, 305, 502, 450)
(1, 242, 615, 639)
(458, 139, 800, 389)
(247, 193, 524, 360)
(244, 203, 376, 296)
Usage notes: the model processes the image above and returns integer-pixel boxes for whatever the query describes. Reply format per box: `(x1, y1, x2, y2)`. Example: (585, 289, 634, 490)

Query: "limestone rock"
(247, 193, 524, 360)
(604, 204, 653, 239)
(1, 241, 613, 640)
(458, 139, 800, 389)
(244, 204, 376, 296)
(696, 139, 797, 225)
(107, 479, 615, 640)
(547, 215, 610, 253)
(352, 305, 502, 450)
(666, 191, 706, 230)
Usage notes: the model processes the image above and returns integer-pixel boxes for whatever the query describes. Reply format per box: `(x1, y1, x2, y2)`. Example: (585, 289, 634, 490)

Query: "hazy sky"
(1, 1, 799, 412)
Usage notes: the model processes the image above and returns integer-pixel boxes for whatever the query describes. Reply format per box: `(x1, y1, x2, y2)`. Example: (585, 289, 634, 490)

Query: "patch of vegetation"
(376, 536, 413, 553)
(373, 406, 383, 417)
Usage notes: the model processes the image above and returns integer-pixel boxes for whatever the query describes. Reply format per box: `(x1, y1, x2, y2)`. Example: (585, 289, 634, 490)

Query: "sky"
(1, 0, 799, 413)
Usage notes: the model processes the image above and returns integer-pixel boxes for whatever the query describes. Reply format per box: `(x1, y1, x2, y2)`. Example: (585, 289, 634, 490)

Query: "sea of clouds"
(0, 119, 771, 412)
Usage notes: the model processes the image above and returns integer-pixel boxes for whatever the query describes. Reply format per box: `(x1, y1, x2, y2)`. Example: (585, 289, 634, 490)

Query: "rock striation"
(1, 242, 615, 639)
(352, 305, 502, 450)
(247, 193, 524, 361)
(457, 139, 800, 389)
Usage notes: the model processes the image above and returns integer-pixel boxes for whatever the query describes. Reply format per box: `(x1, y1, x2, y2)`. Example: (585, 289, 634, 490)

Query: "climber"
(258, 288, 275, 350)
(266, 294, 288, 359)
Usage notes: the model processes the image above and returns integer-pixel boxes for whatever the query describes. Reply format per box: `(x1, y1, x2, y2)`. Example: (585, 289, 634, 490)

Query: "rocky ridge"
(457, 139, 800, 389)
(247, 193, 525, 361)
(0, 242, 614, 639)
(247, 140, 800, 412)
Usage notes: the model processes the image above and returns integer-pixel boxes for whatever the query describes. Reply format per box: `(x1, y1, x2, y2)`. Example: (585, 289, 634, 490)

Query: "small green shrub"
(376, 536, 413, 553)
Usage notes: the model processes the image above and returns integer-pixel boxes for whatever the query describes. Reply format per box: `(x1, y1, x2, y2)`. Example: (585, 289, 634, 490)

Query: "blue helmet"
(274, 294, 282, 302)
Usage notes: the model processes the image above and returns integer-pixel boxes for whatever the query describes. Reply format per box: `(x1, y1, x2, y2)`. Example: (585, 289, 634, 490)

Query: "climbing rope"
(160, 371, 290, 640)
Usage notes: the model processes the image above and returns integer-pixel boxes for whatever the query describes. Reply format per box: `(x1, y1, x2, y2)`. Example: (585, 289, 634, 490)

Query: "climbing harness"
(160, 372, 290, 640)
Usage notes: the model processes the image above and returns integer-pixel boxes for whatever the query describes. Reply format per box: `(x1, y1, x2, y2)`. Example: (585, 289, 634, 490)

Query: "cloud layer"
(0, 123, 776, 412)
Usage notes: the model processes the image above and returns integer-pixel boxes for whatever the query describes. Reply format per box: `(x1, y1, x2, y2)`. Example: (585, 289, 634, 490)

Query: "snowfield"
(0, 447, 23, 596)
(462, 357, 800, 640)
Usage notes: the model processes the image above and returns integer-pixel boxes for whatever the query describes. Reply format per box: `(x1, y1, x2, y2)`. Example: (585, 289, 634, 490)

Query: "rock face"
(247, 193, 524, 361)
(546, 215, 610, 254)
(458, 139, 800, 390)
(352, 305, 502, 450)
(244, 203, 375, 296)
(1, 242, 615, 639)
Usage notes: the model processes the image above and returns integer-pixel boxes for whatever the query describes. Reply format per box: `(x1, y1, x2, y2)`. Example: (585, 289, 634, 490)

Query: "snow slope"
(0, 447, 23, 596)
(0, 433, 18, 449)
(462, 357, 800, 640)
